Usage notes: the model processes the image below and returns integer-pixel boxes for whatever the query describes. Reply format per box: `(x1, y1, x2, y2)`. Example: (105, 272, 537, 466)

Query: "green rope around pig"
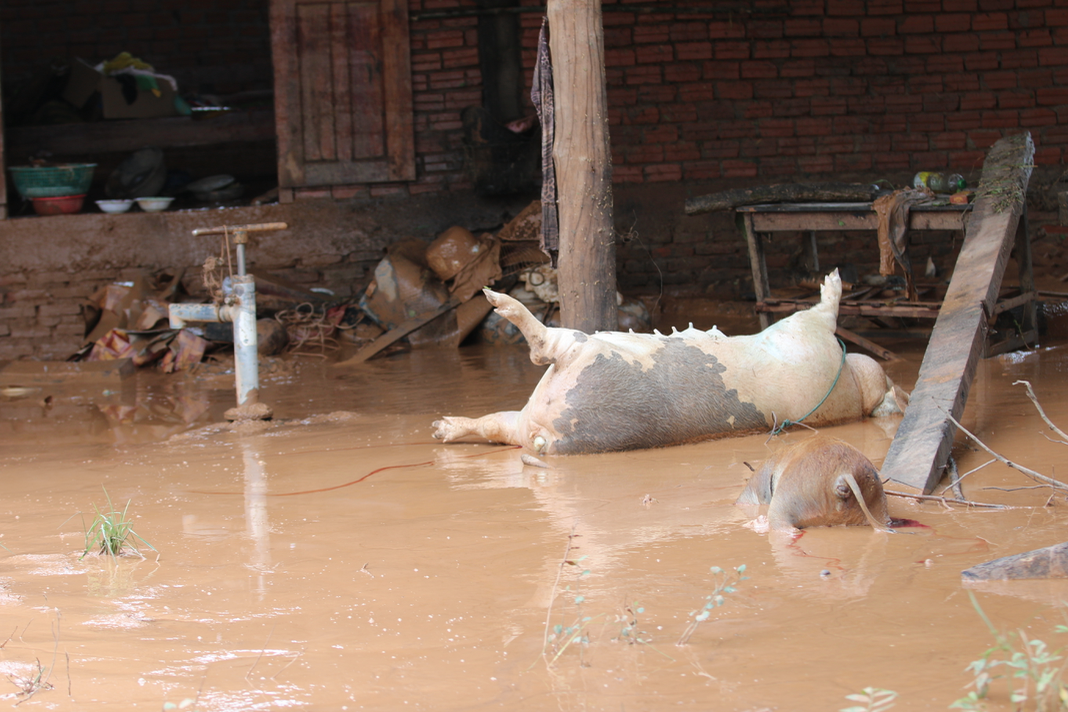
(770, 337, 847, 437)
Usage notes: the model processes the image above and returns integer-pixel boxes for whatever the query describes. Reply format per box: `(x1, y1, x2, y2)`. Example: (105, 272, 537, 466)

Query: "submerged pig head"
(736, 436, 890, 531)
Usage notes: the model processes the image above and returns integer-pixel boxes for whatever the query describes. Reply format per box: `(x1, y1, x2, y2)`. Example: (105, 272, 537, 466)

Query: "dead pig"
(736, 436, 891, 531)
(432, 270, 906, 455)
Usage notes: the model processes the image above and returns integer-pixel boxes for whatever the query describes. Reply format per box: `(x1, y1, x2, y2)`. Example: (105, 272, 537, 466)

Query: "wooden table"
(736, 201, 1036, 358)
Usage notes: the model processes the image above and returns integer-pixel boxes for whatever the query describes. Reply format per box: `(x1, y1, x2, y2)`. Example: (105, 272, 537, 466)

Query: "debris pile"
(69, 201, 652, 372)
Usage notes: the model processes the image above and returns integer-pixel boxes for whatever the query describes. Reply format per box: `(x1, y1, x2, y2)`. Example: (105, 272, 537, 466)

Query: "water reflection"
(241, 439, 272, 599)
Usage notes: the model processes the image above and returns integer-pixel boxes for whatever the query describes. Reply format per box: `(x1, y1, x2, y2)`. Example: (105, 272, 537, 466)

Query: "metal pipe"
(169, 303, 227, 329)
(229, 275, 260, 406)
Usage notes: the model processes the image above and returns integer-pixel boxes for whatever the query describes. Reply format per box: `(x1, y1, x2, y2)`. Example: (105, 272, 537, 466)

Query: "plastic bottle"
(913, 172, 967, 193)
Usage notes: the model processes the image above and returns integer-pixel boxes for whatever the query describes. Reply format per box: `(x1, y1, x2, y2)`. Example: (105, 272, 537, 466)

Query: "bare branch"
(942, 409, 1068, 491)
(1014, 380, 1068, 443)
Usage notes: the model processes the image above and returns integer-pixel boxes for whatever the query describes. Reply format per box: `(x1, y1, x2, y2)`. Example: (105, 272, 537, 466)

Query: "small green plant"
(841, 687, 897, 712)
(676, 564, 747, 646)
(951, 591, 1068, 711)
(163, 698, 198, 711)
(81, 487, 155, 560)
(614, 601, 651, 645)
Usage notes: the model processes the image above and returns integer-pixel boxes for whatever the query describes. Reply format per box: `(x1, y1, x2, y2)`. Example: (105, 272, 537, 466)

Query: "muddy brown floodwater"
(1, 334, 1068, 711)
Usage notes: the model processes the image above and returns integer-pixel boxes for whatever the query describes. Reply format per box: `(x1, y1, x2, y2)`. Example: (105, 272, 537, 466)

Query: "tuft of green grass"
(676, 564, 747, 646)
(81, 487, 156, 560)
(951, 591, 1068, 711)
(841, 687, 897, 712)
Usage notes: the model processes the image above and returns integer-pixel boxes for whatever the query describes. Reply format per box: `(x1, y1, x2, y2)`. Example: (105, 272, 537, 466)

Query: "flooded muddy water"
(2, 333, 1068, 711)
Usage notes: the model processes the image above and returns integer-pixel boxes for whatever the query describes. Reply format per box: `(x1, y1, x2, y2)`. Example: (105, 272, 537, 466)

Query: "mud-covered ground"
(1, 310, 1068, 710)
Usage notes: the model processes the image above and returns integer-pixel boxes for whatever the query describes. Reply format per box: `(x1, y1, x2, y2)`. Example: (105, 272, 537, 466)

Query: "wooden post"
(879, 133, 1035, 494)
(547, 0, 617, 332)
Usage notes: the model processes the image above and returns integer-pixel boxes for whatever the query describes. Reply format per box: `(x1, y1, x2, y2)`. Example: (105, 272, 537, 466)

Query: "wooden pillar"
(547, 0, 617, 332)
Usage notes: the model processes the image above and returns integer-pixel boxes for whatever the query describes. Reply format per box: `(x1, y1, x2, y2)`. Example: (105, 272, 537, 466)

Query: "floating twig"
(885, 490, 1025, 510)
(942, 409, 1068, 492)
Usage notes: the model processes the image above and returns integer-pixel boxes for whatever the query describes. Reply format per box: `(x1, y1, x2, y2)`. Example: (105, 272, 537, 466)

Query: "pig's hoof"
(432, 417, 464, 442)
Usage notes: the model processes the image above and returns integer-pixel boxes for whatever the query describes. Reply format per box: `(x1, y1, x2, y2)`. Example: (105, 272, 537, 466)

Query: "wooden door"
(270, 0, 415, 192)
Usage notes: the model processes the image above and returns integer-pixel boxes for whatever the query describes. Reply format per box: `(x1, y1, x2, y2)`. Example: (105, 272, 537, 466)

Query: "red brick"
(1047, 9, 1068, 26)
(904, 36, 941, 54)
(753, 80, 793, 99)
(793, 77, 830, 97)
(978, 32, 1018, 51)
(827, 38, 867, 57)
(936, 14, 973, 33)
(612, 166, 644, 183)
(665, 63, 701, 83)
(1020, 108, 1057, 127)
(604, 48, 636, 67)
(964, 52, 1000, 72)
(740, 61, 778, 79)
(784, 18, 821, 36)
(708, 21, 746, 39)
(664, 142, 701, 162)
(715, 41, 750, 60)
(1037, 87, 1068, 106)
(1001, 50, 1039, 69)
(753, 40, 791, 59)
(644, 164, 683, 182)
(981, 111, 1021, 129)
(973, 13, 1009, 31)
(826, 0, 866, 16)
(927, 55, 965, 74)
(960, 92, 999, 111)
(759, 119, 795, 138)
(834, 152, 873, 172)
(750, 20, 785, 39)
(998, 91, 1036, 110)
(861, 17, 896, 36)
(967, 130, 1007, 151)
(1018, 29, 1053, 47)
(791, 39, 830, 57)
(636, 44, 673, 64)
(912, 113, 947, 132)
(701, 60, 740, 80)
(670, 22, 708, 42)
(633, 24, 670, 44)
(676, 42, 712, 61)
(931, 131, 968, 150)
(798, 155, 834, 173)
(719, 120, 759, 139)
(624, 65, 662, 85)
(946, 111, 983, 131)
(811, 97, 847, 115)
(744, 102, 775, 119)
(739, 138, 780, 158)
(795, 117, 833, 136)
(868, 37, 904, 55)
(823, 18, 859, 35)
(721, 160, 759, 178)
(944, 72, 982, 92)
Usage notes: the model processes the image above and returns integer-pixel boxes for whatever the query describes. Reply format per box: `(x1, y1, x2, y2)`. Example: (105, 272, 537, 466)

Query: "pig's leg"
(483, 289, 582, 367)
(432, 411, 522, 446)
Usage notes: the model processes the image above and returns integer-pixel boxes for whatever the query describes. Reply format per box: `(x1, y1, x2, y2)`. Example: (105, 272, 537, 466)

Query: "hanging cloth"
(531, 17, 559, 265)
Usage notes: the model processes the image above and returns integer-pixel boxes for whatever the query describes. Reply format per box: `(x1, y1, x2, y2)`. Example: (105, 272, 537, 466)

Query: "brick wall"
(1, 0, 1066, 358)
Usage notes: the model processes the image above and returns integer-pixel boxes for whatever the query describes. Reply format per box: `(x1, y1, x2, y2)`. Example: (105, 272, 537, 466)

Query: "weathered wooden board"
(332, 301, 459, 368)
(880, 133, 1035, 494)
(270, 0, 415, 188)
(685, 183, 878, 215)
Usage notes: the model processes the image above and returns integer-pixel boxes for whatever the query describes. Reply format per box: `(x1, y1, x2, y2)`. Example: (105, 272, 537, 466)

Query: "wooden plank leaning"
(880, 132, 1035, 494)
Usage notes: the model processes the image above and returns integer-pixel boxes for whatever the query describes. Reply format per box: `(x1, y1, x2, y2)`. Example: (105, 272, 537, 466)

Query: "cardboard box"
(62, 58, 178, 120)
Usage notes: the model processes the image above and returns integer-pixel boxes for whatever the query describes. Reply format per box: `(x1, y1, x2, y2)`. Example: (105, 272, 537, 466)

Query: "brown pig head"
(737, 436, 890, 531)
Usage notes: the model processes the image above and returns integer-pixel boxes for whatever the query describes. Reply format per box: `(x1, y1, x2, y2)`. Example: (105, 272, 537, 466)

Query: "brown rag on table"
(531, 17, 559, 265)
(872, 188, 932, 301)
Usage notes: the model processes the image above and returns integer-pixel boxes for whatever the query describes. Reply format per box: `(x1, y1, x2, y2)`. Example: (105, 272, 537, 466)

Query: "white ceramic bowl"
(136, 196, 174, 212)
(96, 199, 134, 214)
